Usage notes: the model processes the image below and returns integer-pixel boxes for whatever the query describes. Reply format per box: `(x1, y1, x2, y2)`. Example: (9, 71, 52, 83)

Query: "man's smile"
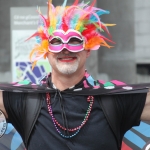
(58, 56, 77, 62)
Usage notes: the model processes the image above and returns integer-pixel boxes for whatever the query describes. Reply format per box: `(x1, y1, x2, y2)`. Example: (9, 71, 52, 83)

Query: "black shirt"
(3, 91, 146, 150)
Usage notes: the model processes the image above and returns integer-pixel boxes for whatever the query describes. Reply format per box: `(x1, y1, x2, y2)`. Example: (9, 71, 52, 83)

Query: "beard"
(55, 53, 80, 75)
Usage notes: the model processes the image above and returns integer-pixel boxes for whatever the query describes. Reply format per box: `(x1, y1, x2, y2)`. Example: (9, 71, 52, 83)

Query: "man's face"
(47, 29, 90, 75)
(47, 49, 90, 75)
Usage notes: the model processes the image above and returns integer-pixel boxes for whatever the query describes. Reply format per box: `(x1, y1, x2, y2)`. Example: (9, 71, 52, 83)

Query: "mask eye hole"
(49, 38, 62, 45)
(68, 37, 83, 45)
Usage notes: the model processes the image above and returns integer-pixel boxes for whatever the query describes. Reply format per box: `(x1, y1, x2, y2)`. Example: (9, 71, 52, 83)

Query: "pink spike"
(11, 82, 17, 84)
(93, 85, 100, 89)
(31, 83, 37, 85)
(98, 80, 105, 84)
(87, 0, 97, 11)
(25, 32, 39, 41)
(111, 80, 126, 85)
(83, 80, 90, 88)
(72, 0, 79, 6)
(90, 0, 97, 7)
(84, 71, 90, 78)
(13, 84, 23, 86)
(100, 35, 116, 44)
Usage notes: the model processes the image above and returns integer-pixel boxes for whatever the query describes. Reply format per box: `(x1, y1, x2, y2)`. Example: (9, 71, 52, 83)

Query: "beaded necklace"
(46, 93, 94, 138)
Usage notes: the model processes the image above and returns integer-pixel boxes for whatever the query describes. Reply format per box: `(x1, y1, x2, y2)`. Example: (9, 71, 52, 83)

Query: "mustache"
(57, 53, 77, 58)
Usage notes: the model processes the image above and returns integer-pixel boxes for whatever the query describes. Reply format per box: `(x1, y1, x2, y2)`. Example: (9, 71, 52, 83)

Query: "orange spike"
(32, 61, 37, 70)
(84, 36, 113, 49)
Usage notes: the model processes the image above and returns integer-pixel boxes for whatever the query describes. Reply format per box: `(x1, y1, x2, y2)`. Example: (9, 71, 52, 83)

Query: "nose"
(61, 49, 71, 54)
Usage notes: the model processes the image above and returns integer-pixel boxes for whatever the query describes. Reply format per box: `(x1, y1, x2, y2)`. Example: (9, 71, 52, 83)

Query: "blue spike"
(62, 0, 67, 8)
(56, 17, 62, 29)
(90, 10, 110, 22)
(86, 76, 95, 86)
(96, 10, 110, 16)
(70, 14, 79, 29)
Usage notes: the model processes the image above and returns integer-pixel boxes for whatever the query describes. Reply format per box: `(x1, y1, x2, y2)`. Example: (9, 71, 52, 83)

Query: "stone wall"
(135, 0, 150, 83)
(97, 0, 136, 83)
(0, 0, 150, 83)
(135, 0, 150, 63)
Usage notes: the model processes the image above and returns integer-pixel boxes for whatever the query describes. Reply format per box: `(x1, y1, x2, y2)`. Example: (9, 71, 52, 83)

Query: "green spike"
(48, 26, 54, 35)
(18, 80, 30, 85)
(104, 82, 114, 87)
(79, 26, 86, 33)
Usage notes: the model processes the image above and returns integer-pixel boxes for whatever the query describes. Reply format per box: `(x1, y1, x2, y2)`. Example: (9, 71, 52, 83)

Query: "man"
(0, 0, 150, 149)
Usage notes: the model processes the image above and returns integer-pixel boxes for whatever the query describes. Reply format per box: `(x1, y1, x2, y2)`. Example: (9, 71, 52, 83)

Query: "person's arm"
(0, 91, 8, 118)
(141, 91, 150, 121)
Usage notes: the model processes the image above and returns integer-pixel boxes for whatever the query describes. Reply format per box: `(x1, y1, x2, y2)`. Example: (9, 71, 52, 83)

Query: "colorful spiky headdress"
(28, 0, 115, 68)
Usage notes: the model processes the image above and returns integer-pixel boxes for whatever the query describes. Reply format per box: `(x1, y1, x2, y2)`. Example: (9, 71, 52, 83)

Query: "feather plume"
(25, 32, 47, 42)
(72, 0, 79, 5)
(28, 0, 115, 69)
(90, 10, 110, 22)
(87, 0, 96, 12)
(62, 0, 67, 8)
(30, 40, 49, 69)
(70, 14, 80, 29)
(85, 36, 112, 50)
(65, 6, 79, 29)
(81, 24, 96, 33)
(62, 15, 69, 31)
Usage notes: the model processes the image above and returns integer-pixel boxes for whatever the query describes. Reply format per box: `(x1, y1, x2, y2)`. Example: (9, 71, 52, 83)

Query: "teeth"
(61, 58, 73, 60)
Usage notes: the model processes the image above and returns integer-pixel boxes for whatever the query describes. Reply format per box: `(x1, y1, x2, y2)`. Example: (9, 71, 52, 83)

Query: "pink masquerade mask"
(48, 29, 85, 53)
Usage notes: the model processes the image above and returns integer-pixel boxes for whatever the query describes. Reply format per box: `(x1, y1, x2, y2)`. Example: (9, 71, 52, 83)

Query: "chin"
(59, 67, 78, 75)
(57, 64, 78, 75)
(60, 70, 76, 75)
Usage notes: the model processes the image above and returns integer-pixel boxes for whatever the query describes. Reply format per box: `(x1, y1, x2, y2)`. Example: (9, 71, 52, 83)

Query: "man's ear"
(86, 50, 91, 58)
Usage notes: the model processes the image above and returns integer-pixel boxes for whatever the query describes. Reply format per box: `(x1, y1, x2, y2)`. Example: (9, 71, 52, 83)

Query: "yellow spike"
(75, 20, 83, 31)
(38, 7, 41, 14)
(49, 0, 52, 3)
(104, 24, 116, 26)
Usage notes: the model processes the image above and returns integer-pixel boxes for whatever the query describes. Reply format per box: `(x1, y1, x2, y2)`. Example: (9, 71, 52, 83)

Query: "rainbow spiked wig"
(28, 0, 115, 67)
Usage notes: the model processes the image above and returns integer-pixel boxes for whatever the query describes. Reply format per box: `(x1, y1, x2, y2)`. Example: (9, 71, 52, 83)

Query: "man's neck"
(51, 70, 85, 91)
